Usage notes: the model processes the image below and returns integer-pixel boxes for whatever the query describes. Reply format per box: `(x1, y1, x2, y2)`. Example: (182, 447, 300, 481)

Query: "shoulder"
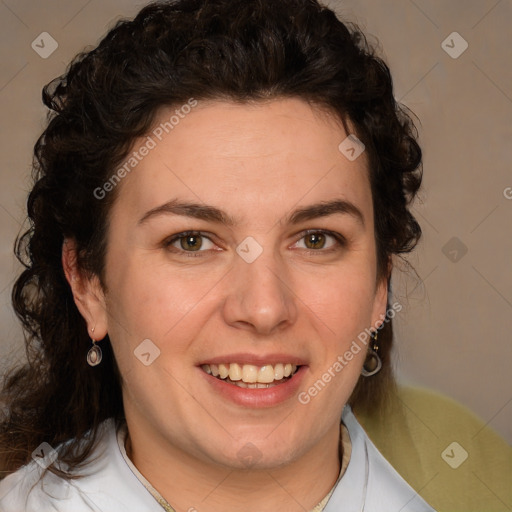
(325, 405, 436, 512)
(355, 386, 512, 512)
(0, 419, 160, 512)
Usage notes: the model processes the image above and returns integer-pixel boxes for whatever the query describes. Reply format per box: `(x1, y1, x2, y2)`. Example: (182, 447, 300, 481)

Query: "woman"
(0, 0, 435, 510)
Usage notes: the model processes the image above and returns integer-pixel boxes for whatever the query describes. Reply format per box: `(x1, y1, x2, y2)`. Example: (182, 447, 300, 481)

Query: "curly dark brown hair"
(0, 0, 422, 478)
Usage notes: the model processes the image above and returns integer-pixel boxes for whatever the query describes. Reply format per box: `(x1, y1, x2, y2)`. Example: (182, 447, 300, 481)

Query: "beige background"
(0, 0, 510, 444)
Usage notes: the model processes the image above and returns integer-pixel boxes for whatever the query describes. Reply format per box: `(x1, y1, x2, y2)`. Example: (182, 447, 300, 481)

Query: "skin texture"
(63, 98, 388, 512)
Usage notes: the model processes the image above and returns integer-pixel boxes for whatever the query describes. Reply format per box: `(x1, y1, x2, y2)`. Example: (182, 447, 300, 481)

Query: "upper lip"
(197, 353, 308, 366)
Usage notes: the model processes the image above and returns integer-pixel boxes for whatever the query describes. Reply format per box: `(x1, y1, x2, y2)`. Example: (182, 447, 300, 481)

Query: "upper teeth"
(201, 363, 298, 384)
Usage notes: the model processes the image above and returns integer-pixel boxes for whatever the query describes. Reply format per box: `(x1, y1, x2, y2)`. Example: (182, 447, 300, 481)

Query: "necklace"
(117, 423, 351, 512)
(117, 425, 176, 511)
(154, 496, 175, 512)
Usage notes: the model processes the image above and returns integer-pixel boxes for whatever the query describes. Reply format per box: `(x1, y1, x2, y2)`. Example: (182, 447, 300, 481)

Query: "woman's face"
(95, 98, 387, 469)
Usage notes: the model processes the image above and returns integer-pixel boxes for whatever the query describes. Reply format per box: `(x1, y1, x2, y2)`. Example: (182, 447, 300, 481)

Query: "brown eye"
(304, 232, 326, 249)
(165, 232, 216, 253)
(293, 230, 344, 252)
(180, 235, 203, 251)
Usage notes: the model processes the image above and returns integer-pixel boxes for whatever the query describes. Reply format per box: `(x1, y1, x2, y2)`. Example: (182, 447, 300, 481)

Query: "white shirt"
(0, 406, 436, 511)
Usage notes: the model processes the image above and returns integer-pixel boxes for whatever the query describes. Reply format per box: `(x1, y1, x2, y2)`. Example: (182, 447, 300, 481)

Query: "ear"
(370, 258, 392, 329)
(62, 239, 109, 341)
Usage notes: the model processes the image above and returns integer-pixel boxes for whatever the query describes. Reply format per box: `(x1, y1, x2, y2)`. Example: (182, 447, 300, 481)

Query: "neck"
(125, 423, 341, 512)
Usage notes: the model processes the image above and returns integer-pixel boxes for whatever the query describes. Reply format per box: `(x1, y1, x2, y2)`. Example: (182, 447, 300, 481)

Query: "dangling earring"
(87, 327, 102, 366)
(361, 330, 382, 377)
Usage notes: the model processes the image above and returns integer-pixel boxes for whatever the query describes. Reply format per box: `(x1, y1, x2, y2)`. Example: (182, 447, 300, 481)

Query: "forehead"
(109, 98, 372, 226)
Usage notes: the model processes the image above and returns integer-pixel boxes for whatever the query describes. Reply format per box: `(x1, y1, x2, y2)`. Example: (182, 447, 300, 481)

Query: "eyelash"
(162, 231, 219, 258)
(162, 230, 346, 257)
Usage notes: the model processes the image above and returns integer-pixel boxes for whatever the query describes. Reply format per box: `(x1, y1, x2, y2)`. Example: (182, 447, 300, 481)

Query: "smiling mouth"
(201, 363, 300, 389)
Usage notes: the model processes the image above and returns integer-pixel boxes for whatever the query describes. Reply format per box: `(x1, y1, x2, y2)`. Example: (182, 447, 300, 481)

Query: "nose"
(222, 246, 298, 336)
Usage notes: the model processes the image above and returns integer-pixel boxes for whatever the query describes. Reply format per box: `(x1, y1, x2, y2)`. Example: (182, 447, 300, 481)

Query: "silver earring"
(361, 330, 382, 377)
(87, 327, 102, 366)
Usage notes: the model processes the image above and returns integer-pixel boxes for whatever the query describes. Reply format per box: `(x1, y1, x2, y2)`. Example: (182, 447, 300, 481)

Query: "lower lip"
(199, 366, 307, 408)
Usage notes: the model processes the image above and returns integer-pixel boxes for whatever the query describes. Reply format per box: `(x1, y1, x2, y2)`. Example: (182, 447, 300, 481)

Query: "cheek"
(296, 264, 377, 335)
(297, 268, 375, 401)
(104, 254, 221, 348)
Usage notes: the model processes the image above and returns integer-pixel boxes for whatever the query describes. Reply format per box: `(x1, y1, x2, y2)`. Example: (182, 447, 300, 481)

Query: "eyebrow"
(138, 199, 236, 226)
(287, 199, 365, 227)
(138, 198, 365, 227)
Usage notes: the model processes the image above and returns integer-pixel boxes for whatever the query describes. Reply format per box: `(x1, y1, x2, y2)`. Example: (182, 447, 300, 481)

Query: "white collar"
(325, 406, 436, 511)
(0, 406, 436, 511)
(116, 417, 353, 512)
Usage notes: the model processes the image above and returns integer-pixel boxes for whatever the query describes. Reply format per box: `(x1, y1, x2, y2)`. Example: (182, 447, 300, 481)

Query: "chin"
(207, 431, 307, 471)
